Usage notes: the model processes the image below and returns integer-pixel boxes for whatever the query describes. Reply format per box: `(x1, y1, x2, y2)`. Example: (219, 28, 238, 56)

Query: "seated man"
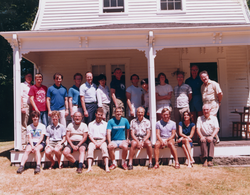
(154, 108, 180, 169)
(128, 107, 153, 170)
(107, 107, 130, 170)
(62, 112, 88, 174)
(87, 108, 110, 173)
(196, 104, 219, 167)
(45, 111, 66, 169)
(17, 111, 46, 174)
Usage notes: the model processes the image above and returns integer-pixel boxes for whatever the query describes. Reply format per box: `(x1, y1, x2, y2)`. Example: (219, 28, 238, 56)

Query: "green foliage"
(0, 0, 38, 140)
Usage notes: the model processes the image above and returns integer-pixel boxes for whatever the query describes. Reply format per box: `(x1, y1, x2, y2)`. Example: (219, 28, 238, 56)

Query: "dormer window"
(103, 0, 124, 13)
(161, 0, 182, 10)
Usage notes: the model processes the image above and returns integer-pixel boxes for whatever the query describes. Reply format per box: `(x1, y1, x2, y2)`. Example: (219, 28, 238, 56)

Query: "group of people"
(17, 65, 223, 174)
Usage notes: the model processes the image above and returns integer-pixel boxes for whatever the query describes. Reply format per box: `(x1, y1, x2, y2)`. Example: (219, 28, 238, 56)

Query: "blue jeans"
(39, 111, 48, 127)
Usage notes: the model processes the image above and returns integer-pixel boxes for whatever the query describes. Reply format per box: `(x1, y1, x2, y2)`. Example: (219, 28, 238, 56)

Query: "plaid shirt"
(130, 117, 151, 140)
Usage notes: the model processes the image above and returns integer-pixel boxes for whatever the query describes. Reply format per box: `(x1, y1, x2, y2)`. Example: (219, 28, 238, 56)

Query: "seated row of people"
(17, 103, 219, 174)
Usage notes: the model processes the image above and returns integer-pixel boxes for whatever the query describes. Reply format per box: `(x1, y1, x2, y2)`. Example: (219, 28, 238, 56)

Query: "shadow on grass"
(0, 148, 12, 160)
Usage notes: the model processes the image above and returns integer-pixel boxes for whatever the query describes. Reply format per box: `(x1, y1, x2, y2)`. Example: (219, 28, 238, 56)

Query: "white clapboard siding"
(33, 0, 249, 30)
(226, 46, 249, 128)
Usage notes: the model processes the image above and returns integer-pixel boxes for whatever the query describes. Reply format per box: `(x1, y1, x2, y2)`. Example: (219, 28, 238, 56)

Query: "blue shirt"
(179, 121, 195, 136)
(107, 117, 130, 140)
(47, 84, 67, 111)
(185, 76, 203, 96)
(79, 82, 97, 103)
(110, 77, 126, 100)
(68, 85, 81, 106)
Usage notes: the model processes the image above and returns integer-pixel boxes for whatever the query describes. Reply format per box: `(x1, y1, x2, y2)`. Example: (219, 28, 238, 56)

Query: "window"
(161, 0, 182, 10)
(103, 0, 124, 13)
(92, 65, 106, 86)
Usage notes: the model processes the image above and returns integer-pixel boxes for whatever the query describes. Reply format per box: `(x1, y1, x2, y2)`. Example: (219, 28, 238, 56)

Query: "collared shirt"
(88, 120, 107, 139)
(21, 81, 31, 105)
(68, 85, 81, 106)
(130, 117, 151, 138)
(46, 123, 66, 141)
(201, 79, 222, 102)
(174, 83, 192, 108)
(66, 122, 88, 141)
(96, 85, 111, 107)
(156, 119, 176, 139)
(47, 84, 67, 111)
(110, 77, 126, 100)
(156, 84, 173, 104)
(79, 82, 97, 103)
(185, 76, 203, 96)
(196, 115, 219, 136)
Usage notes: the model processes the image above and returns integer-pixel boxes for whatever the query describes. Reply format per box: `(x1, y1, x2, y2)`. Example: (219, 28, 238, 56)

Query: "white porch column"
(146, 31, 157, 144)
(11, 34, 22, 150)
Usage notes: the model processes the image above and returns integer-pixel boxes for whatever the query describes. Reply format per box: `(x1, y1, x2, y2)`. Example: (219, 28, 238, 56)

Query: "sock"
(74, 161, 78, 167)
(122, 159, 126, 165)
(78, 163, 83, 168)
(112, 160, 117, 165)
(19, 165, 24, 168)
(36, 164, 40, 168)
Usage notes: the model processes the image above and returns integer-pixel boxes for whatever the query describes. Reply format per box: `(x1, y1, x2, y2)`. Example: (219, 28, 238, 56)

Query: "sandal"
(153, 164, 159, 169)
(174, 163, 180, 169)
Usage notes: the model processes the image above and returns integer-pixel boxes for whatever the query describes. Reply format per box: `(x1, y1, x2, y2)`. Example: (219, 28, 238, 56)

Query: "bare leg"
(128, 140, 137, 165)
(185, 139, 194, 163)
(20, 145, 32, 166)
(62, 147, 75, 163)
(107, 143, 116, 162)
(54, 145, 63, 168)
(168, 140, 179, 165)
(34, 145, 43, 166)
(181, 140, 191, 167)
(45, 146, 55, 168)
(120, 143, 128, 161)
(154, 141, 161, 166)
(144, 140, 153, 164)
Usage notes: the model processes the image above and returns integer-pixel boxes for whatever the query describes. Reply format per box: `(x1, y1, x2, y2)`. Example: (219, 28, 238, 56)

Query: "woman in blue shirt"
(177, 111, 195, 167)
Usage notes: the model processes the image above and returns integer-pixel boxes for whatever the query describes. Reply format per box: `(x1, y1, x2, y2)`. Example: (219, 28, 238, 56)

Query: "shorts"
(178, 140, 193, 147)
(27, 141, 46, 152)
(190, 95, 203, 112)
(65, 141, 88, 153)
(49, 140, 64, 148)
(156, 103, 172, 114)
(112, 140, 125, 148)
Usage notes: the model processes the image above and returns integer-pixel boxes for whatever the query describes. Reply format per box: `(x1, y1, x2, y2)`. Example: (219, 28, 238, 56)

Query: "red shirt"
(28, 85, 48, 111)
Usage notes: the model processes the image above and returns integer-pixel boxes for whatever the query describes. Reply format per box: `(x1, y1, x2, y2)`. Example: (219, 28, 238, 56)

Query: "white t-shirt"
(156, 84, 173, 104)
(66, 122, 88, 141)
(27, 123, 46, 143)
(126, 85, 143, 115)
(88, 120, 107, 139)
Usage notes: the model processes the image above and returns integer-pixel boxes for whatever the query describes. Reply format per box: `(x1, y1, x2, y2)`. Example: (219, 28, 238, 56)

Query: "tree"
(0, 0, 38, 140)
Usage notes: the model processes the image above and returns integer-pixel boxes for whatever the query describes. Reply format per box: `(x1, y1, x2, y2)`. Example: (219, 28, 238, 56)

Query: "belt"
(94, 138, 103, 140)
(85, 102, 97, 104)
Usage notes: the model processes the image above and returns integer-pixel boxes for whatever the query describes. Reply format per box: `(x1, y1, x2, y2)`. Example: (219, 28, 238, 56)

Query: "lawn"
(0, 141, 250, 195)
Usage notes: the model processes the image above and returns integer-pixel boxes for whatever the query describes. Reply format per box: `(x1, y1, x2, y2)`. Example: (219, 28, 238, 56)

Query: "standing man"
(21, 73, 33, 146)
(128, 107, 153, 170)
(47, 73, 69, 127)
(96, 74, 111, 121)
(126, 74, 143, 122)
(200, 70, 223, 143)
(29, 73, 48, 127)
(173, 70, 192, 133)
(196, 104, 219, 167)
(185, 65, 203, 121)
(110, 68, 126, 116)
(107, 107, 130, 170)
(87, 108, 110, 173)
(80, 71, 97, 125)
(62, 112, 88, 174)
(68, 73, 83, 121)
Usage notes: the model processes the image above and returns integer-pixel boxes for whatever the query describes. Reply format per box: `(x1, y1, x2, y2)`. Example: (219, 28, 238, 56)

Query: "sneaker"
(34, 167, 40, 174)
(128, 165, 133, 170)
(17, 166, 24, 174)
(76, 167, 82, 174)
(109, 164, 117, 170)
(148, 163, 153, 169)
(122, 163, 128, 170)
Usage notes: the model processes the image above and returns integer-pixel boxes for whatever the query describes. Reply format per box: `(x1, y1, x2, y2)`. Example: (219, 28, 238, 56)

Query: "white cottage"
(1, 0, 250, 153)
